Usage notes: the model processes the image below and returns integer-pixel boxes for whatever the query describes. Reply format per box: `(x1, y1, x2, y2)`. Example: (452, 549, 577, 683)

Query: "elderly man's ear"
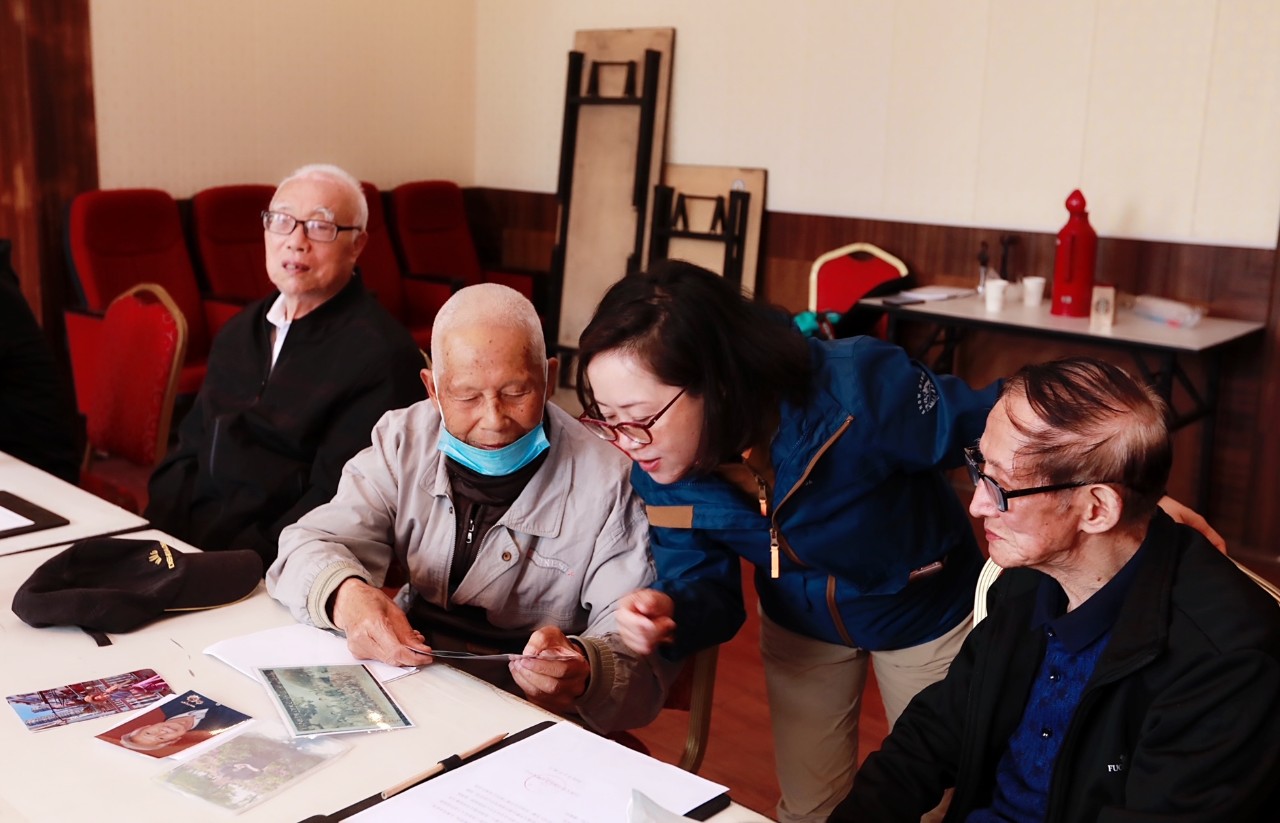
(1077, 484, 1125, 535)
(421, 369, 435, 399)
(544, 357, 560, 402)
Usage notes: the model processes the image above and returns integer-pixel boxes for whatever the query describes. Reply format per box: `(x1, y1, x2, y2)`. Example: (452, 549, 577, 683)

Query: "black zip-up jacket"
(836, 510, 1280, 822)
(146, 275, 424, 563)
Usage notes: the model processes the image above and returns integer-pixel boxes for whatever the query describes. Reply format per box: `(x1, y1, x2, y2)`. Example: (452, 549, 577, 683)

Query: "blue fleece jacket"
(633, 336, 999, 656)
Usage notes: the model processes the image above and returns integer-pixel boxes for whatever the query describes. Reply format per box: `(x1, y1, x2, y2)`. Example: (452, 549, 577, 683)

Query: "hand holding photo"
(97, 690, 252, 759)
(258, 665, 413, 737)
(402, 647, 582, 662)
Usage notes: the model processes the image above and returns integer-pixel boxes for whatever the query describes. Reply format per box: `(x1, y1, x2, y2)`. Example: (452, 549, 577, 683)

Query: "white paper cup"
(984, 279, 1008, 312)
(1022, 276, 1046, 307)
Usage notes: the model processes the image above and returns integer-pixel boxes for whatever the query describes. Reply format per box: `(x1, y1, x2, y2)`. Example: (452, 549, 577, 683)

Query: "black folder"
(0, 492, 68, 541)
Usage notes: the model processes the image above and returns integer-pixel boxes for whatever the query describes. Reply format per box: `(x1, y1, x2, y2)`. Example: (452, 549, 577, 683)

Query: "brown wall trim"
(467, 186, 1278, 559)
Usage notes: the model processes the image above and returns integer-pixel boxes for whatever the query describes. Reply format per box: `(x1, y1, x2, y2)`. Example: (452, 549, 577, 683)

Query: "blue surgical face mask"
(434, 366, 550, 476)
(438, 422, 549, 476)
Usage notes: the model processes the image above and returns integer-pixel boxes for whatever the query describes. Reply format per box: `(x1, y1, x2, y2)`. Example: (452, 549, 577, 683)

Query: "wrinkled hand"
(1158, 495, 1226, 554)
(616, 589, 677, 655)
(331, 578, 433, 666)
(508, 627, 590, 714)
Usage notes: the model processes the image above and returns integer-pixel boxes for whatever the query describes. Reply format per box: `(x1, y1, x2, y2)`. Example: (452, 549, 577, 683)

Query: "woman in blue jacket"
(575, 261, 998, 822)
(576, 262, 1221, 822)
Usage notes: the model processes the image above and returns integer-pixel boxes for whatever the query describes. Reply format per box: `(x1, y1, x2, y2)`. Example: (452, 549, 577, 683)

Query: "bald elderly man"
(267, 284, 671, 733)
(147, 164, 425, 562)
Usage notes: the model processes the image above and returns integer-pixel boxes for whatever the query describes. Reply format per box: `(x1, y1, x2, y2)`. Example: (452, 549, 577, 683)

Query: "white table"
(863, 294, 1265, 509)
(0, 450, 147, 556)
(0, 530, 770, 822)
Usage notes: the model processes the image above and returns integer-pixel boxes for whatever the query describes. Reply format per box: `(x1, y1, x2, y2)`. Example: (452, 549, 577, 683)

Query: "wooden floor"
(629, 561, 890, 819)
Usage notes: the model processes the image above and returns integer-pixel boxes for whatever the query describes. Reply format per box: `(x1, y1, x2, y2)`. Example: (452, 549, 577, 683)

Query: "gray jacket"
(266, 400, 670, 732)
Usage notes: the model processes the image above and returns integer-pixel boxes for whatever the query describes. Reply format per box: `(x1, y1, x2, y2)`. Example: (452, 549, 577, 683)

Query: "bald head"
(430, 284, 545, 377)
(425, 284, 553, 449)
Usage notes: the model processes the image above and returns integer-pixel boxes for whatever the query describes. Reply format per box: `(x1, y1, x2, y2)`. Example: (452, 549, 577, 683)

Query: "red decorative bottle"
(1051, 189, 1097, 317)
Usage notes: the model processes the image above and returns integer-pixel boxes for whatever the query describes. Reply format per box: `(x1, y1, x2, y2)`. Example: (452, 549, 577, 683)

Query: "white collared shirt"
(265, 295, 292, 370)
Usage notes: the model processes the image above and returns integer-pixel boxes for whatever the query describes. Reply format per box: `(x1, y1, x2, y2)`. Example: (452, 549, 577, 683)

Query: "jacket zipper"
(767, 416, 854, 579)
(1044, 650, 1159, 821)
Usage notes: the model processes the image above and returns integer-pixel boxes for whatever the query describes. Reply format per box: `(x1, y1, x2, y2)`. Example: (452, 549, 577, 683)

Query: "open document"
(205, 623, 416, 684)
(352, 721, 729, 822)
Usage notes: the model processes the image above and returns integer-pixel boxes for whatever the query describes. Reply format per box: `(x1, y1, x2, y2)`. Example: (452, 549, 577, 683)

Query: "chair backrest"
(809, 242, 909, 314)
(668, 644, 719, 773)
(66, 189, 211, 362)
(357, 181, 406, 320)
(86, 283, 187, 467)
(191, 184, 275, 303)
(390, 180, 483, 284)
(973, 554, 1280, 626)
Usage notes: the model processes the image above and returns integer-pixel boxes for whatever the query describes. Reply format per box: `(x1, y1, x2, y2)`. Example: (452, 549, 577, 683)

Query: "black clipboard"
(297, 719, 731, 822)
(0, 492, 68, 540)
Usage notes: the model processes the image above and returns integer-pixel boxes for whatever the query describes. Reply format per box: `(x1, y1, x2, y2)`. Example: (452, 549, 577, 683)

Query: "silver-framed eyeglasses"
(963, 445, 1111, 513)
(578, 389, 686, 445)
(261, 210, 359, 243)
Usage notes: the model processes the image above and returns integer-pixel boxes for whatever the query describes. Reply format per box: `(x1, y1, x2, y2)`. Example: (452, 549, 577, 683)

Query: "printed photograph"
(6, 668, 172, 731)
(258, 664, 413, 736)
(156, 727, 349, 813)
(97, 689, 252, 758)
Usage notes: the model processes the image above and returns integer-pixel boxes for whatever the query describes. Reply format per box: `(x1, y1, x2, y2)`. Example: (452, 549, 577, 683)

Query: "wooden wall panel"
(0, 0, 97, 339)
(0, 1, 42, 312)
(470, 187, 1279, 561)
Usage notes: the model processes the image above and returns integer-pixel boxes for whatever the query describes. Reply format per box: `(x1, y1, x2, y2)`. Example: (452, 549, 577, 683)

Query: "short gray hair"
(276, 163, 368, 230)
(430, 284, 544, 376)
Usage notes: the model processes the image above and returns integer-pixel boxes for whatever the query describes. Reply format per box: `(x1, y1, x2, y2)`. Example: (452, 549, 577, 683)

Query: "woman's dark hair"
(576, 260, 813, 474)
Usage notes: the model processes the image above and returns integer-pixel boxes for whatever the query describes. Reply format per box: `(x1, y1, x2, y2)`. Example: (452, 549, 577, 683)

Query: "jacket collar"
(257, 272, 364, 334)
(1088, 509, 1181, 680)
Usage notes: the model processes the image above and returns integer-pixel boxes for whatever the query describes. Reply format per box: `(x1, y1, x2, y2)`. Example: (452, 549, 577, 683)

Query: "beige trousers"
(759, 609, 972, 823)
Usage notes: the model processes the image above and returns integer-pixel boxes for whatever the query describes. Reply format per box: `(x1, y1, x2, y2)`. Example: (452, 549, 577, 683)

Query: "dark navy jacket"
(633, 336, 999, 656)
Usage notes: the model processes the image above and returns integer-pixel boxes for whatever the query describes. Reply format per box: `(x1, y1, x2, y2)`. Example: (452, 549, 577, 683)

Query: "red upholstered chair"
(191, 184, 276, 303)
(79, 284, 188, 513)
(389, 181, 541, 307)
(64, 188, 241, 407)
(808, 242, 909, 339)
(358, 182, 442, 350)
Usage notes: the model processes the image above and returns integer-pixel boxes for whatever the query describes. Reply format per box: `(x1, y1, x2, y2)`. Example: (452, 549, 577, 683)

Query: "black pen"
(380, 731, 509, 799)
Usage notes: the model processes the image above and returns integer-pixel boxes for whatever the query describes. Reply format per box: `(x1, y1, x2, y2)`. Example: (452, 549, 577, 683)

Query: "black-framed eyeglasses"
(963, 445, 1110, 513)
(578, 389, 686, 445)
(261, 210, 360, 243)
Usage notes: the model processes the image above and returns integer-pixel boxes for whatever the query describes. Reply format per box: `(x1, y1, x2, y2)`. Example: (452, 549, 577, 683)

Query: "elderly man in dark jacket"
(146, 164, 424, 563)
(835, 357, 1280, 823)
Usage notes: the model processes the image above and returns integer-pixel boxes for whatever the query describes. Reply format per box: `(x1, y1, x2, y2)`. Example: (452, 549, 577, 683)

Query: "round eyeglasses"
(963, 445, 1117, 513)
(262, 210, 359, 243)
(578, 389, 686, 445)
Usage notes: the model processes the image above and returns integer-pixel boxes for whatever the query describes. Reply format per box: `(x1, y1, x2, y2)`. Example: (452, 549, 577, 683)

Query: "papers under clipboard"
(304, 720, 731, 822)
(0, 492, 68, 540)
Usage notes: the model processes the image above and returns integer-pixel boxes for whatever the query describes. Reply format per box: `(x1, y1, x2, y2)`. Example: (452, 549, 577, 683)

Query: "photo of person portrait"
(97, 690, 251, 759)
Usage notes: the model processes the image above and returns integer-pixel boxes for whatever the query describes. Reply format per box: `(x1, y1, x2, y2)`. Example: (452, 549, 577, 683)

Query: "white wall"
(475, 0, 1280, 248)
(90, 0, 476, 196)
(89, 1, 1280, 248)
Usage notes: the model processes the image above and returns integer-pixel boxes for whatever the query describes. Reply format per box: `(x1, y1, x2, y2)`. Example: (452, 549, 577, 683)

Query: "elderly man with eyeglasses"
(833, 357, 1280, 823)
(146, 164, 425, 564)
(266, 283, 673, 733)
